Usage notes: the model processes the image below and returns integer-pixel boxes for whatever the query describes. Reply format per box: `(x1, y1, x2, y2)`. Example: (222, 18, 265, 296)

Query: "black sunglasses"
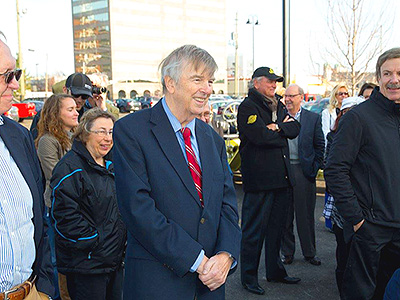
(0, 69, 22, 84)
(72, 93, 90, 100)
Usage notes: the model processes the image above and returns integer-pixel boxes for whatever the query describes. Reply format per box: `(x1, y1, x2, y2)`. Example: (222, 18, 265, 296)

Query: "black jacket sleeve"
(50, 162, 99, 251)
(238, 101, 300, 147)
(324, 111, 364, 225)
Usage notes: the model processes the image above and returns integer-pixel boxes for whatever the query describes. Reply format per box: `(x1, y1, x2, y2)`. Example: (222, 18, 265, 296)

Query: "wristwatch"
(275, 123, 280, 131)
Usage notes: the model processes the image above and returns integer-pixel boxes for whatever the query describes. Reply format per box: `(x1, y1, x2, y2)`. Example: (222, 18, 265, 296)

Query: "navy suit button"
(283, 155, 287, 158)
(200, 218, 206, 224)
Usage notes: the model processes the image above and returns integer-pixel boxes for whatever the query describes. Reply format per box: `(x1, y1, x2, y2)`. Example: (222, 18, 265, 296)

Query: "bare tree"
(324, 0, 392, 94)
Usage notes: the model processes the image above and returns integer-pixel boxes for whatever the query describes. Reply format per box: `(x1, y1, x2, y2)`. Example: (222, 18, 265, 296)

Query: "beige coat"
(37, 133, 70, 207)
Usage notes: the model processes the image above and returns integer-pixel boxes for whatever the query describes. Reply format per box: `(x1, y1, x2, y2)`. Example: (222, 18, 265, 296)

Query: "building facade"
(71, 0, 227, 99)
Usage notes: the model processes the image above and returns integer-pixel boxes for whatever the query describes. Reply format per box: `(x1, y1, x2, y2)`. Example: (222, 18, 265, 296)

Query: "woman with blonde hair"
(321, 84, 349, 143)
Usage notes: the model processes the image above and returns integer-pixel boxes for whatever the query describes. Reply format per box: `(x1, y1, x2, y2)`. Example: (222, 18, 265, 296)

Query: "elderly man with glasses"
(0, 33, 54, 299)
(280, 84, 325, 267)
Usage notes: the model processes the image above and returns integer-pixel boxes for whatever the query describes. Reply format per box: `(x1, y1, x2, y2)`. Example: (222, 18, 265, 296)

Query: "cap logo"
(269, 68, 274, 74)
(247, 115, 257, 124)
(84, 84, 91, 90)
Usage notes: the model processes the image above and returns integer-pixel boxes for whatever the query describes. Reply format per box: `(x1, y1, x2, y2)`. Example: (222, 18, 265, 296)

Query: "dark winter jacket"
(50, 139, 126, 274)
(237, 88, 301, 192)
(325, 87, 400, 229)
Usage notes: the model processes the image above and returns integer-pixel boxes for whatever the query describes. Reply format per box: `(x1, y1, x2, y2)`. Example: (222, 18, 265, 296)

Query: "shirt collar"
(288, 107, 302, 119)
(161, 98, 196, 135)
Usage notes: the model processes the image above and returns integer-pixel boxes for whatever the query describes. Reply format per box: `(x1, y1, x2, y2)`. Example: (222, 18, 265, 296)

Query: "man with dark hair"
(238, 67, 301, 295)
(113, 45, 241, 299)
(0, 37, 54, 300)
(325, 47, 400, 299)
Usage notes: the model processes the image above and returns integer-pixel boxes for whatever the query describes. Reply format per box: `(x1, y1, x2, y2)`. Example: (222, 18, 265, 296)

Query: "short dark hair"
(358, 82, 377, 97)
(376, 48, 400, 80)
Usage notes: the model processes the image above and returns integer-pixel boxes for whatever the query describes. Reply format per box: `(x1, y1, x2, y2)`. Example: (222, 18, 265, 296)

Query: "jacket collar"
(71, 139, 114, 172)
(149, 102, 207, 208)
(371, 87, 400, 115)
(248, 88, 271, 109)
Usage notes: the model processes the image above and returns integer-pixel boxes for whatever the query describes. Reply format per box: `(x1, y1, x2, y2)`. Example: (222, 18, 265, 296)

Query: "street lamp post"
(16, 0, 25, 100)
(28, 49, 48, 93)
(246, 15, 259, 71)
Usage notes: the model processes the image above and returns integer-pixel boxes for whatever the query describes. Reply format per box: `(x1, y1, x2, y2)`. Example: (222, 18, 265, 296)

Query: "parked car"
(302, 98, 329, 115)
(3, 106, 19, 122)
(23, 99, 44, 113)
(116, 98, 141, 113)
(12, 100, 36, 122)
(136, 96, 153, 109)
(209, 94, 233, 101)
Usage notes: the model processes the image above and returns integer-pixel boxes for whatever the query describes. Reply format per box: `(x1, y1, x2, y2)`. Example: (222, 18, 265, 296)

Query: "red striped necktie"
(181, 127, 204, 208)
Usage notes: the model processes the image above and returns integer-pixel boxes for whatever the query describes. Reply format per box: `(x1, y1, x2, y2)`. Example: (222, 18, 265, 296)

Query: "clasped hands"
(196, 252, 233, 291)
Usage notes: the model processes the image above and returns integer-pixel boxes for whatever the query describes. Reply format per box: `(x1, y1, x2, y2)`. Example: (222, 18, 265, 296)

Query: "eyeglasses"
(89, 129, 113, 137)
(284, 94, 300, 99)
(72, 93, 90, 100)
(0, 69, 22, 84)
(337, 92, 349, 97)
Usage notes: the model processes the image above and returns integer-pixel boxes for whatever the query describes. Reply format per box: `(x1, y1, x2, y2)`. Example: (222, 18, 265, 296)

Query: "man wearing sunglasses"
(63, 72, 93, 120)
(0, 36, 54, 299)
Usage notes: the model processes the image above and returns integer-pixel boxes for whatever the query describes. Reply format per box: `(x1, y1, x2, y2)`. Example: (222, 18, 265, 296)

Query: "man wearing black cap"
(63, 72, 93, 120)
(238, 67, 301, 295)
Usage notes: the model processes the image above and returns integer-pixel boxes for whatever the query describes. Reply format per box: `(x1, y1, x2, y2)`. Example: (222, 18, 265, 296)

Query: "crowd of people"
(1, 27, 400, 300)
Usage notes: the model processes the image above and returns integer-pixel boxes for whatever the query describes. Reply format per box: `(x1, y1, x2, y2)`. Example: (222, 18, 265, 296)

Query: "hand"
(196, 255, 209, 275)
(92, 94, 107, 110)
(353, 219, 365, 232)
(38, 292, 52, 300)
(199, 252, 233, 291)
(266, 123, 277, 131)
(283, 115, 294, 122)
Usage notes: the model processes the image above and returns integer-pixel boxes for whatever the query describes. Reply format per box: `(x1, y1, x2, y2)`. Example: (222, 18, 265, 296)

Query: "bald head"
(284, 84, 304, 114)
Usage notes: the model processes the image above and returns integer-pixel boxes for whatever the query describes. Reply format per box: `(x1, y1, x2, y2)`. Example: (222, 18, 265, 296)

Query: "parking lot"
(20, 113, 339, 299)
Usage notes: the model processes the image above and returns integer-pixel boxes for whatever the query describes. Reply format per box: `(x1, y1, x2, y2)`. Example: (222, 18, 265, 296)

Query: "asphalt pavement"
(20, 116, 340, 299)
(226, 183, 340, 300)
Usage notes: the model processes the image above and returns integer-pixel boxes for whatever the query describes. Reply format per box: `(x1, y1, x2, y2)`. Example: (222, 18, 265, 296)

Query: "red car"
(12, 100, 36, 122)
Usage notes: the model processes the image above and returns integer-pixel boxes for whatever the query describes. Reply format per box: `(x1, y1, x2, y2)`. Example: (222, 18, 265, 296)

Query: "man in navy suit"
(0, 37, 54, 298)
(113, 45, 241, 300)
(281, 84, 325, 266)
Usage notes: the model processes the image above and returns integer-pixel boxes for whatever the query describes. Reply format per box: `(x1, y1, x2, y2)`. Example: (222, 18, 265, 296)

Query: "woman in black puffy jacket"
(50, 108, 126, 300)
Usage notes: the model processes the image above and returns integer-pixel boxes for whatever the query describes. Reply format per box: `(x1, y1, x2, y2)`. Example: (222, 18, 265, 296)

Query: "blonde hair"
(328, 84, 348, 112)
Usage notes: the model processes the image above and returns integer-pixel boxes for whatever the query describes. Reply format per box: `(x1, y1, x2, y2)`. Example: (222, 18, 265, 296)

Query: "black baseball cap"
(65, 72, 93, 97)
(252, 67, 284, 82)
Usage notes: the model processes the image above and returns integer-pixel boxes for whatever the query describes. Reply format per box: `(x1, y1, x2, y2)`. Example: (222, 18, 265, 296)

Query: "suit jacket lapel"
(196, 121, 213, 210)
(0, 121, 37, 197)
(150, 103, 202, 207)
(298, 109, 308, 147)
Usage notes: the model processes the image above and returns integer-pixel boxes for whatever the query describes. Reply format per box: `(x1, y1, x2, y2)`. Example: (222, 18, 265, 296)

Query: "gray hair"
(376, 47, 400, 80)
(287, 83, 304, 95)
(159, 45, 217, 93)
(248, 76, 264, 89)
